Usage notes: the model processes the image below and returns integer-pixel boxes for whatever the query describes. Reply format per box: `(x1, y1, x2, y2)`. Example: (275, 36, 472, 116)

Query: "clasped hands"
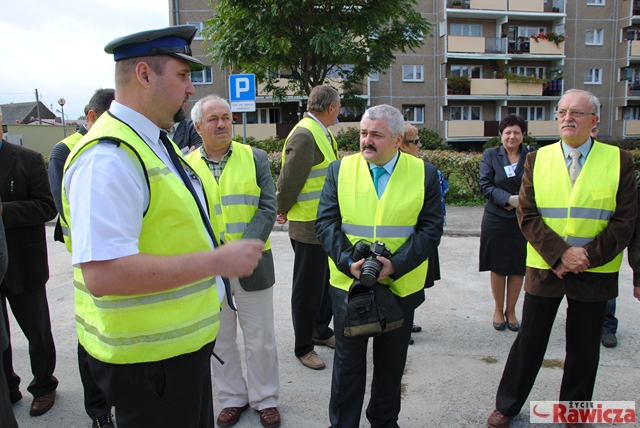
(553, 246, 590, 279)
(349, 256, 395, 283)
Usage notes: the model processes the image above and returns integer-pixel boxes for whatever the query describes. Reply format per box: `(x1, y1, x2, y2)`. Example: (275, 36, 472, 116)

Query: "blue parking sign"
(229, 74, 256, 112)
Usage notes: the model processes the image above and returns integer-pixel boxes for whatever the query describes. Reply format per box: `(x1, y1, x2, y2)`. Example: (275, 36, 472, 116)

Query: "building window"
(585, 29, 604, 45)
(508, 106, 545, 121)
(584, 68, 602, 84)
(625, 29, 640, 41)
(450, 65, 481, 78)
(191, 66, 213, 84)
(450, 24, 482, 37)
(369, 71, 379, 82)
(509, 66, 545, 79)
(450, 106, 482, 121)
(586, 0, 604, 5)
(403, 65, 424, 82)
(326, 64, 354, 78)
(403, 106, 425, 124)
(187, 21, 205, 40)
(516, 26, 547, 38)
(246, 108, 281, 124)
(623, 106, 640, 120)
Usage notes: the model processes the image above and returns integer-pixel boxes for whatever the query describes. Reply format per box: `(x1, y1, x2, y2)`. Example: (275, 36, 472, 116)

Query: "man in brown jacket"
(276, 86, 340, 370)
(488, 89, 638, 428)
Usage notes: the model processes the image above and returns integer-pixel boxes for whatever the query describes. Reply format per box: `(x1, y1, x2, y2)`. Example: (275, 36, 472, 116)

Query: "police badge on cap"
(104, 25, 206, 72)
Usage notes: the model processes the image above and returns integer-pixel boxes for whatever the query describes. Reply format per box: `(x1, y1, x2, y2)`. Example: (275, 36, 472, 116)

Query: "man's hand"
(211, 239, 264, 278)
(349, 258, 365, 279)
(375, 256, 395, 282)
(560, 246, 590, 274)
(276, 213, 288, 224)
(634, 286, 640, 302)
(552, 263, 571, 279)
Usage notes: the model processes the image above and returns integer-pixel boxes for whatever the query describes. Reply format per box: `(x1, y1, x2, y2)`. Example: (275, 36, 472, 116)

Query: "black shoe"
(493, 320, 507, 331)
(601, 332, 617, 348)
(507, 322, 520, 332)
(408, 336, 414, 345)
(9, 390, 22, 404)
(411, 324, 422, 333)
(92, 413, 114, 428)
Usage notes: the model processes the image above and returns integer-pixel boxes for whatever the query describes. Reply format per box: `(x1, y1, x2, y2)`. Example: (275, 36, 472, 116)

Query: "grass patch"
(481, 356, 498, 364)
(541, 359, 564, 369)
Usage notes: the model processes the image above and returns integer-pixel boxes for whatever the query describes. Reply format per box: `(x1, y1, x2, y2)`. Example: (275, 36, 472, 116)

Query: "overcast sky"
(0, 0, 172, 120)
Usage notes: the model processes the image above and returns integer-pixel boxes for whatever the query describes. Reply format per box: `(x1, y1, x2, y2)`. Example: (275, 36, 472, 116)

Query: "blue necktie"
(159, 132, 236, 311)
(372, 166, 386, 197)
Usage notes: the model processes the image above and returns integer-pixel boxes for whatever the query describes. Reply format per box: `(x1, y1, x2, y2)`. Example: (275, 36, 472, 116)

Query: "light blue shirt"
(369, 151, 400, 198)
(562, 137, 592, 170)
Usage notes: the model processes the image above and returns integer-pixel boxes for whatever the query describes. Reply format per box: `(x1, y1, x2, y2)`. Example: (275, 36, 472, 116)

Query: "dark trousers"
(328, 286, 419, 428)
(290, 239, 334, 357)
(87, 341, 215, 428)
(602, 298, 618, 334)
(0, 345, 18, 428)
(78, 342, 110, 419)
(496, 293, 607, 417)
(1, 288, 58, 397)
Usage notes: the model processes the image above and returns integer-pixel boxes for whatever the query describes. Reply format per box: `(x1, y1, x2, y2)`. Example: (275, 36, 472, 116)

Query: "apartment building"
(169, 0, 640, 147)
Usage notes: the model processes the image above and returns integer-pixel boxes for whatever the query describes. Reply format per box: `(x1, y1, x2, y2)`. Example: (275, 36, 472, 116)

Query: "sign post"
(229, 74, 256, 144)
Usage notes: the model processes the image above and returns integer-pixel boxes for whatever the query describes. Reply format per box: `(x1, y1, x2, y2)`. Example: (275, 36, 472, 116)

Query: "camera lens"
(360, 257, 382, 286)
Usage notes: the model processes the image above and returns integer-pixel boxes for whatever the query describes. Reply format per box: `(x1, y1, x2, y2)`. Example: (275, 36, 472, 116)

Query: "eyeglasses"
(555, 110, 596, 119)
(404, 138, 421, 144)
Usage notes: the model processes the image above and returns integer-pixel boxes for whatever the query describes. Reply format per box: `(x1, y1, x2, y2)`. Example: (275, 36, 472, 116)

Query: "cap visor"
(171, 53, 206, 72)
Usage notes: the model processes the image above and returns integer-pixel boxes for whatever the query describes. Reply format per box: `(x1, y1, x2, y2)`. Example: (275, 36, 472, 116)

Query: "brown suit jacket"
(0, 141, 57, 296)
(517, 143, 637, 302)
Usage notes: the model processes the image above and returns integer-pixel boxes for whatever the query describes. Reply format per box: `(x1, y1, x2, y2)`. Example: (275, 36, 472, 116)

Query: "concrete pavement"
(8, 207, 640, 427)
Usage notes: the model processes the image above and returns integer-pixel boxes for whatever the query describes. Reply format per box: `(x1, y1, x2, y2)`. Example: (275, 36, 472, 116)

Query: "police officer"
(61, 25, 263, 427)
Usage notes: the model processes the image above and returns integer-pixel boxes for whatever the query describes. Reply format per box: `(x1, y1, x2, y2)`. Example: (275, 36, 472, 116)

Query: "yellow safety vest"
(526, 141, 623, 273)
(329, 153, 429, 297)
(186, 142, 271, 250)
(61, 113, 220, 364)
(59, 129, 84, 151)
(281, 117, 338, 221)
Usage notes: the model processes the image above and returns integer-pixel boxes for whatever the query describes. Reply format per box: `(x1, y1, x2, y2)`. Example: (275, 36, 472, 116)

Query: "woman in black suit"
(479, 114, 531, 332)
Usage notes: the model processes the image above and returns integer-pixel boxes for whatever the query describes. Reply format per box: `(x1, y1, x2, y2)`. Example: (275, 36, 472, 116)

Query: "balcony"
(447, 120, 486, 138)
(625, 120, 640, 136)
(508, 0, 543, 12)
(527, 120, 558, 138)
(470, 78, 507, 95)
(508, 82, 543, 96)
(630, 41, 640, 59)
(448, 36, 507, 54)
(447, 0, 560, 13)
(634, 1, 640, 16)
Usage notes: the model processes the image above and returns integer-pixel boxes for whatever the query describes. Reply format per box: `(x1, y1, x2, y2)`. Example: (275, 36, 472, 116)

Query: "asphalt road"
(7, 211, 640, 427)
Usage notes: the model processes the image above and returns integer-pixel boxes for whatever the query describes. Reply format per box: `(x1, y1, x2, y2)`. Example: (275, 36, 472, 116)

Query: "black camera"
(351, 240, 392, 286)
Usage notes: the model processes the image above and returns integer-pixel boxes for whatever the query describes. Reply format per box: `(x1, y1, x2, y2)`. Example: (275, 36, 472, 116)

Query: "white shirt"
(65, 101, 224, 298)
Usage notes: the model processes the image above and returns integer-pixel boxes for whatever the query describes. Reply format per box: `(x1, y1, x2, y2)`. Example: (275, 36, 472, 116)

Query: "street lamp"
(58, 98, 66, 138)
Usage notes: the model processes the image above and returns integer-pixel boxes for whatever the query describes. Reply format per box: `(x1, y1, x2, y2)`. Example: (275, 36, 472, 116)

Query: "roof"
(0, 101, 56, 124)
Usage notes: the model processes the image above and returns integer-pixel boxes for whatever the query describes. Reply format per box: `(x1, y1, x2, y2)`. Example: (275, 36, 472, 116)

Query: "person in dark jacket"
(479, 114, 532, 332)
(0, 198, 18, 428)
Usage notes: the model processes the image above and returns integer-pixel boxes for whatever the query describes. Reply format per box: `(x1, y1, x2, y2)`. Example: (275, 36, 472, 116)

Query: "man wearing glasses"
(488, 89, 638, 428)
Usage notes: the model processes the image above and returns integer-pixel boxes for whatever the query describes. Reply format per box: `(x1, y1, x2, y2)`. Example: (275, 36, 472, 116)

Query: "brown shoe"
(217, 404, 250, 427)
(30, 391, 56, 416)
(258, 407, 281, 428)
(487, 409, 510, 428)
(299, 350, 325, 370)
(313, 336, 336, 349)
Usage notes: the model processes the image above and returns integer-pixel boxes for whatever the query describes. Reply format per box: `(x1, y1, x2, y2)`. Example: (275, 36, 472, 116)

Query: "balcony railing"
(486, 37, 507, 54)
(447, 0, 553, 12)
(448, 36, 507, 54)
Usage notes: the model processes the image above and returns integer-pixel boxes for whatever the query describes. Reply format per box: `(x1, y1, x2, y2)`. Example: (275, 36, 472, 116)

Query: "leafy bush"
(335, 127, 360, 151)
(420, 150, 483, 205)
(418, 129, 450, 150)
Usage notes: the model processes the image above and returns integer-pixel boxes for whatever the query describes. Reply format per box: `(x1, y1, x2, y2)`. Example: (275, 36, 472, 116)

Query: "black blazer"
(479, 144, 532, 219)
(173, 120, 202, 151)
(0, 141, 57, 296)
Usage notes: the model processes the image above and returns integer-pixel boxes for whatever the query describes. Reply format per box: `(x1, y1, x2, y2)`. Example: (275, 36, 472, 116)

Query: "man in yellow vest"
(488, 89, 638, 428)
(276, 86, 340, 370)
(48, 88, 115, 427)
(316, 104, 443, 427)
(186, 95, 281, 428)
(61, 26, 264, 427)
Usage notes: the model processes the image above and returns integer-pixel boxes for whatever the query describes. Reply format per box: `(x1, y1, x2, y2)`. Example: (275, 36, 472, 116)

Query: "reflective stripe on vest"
(282, 117, 338, 221)
(62, 113, 220, 364)
(526, 141, 623, 273)
(186, 142, 271, 250)
(328, 153, 428, 297)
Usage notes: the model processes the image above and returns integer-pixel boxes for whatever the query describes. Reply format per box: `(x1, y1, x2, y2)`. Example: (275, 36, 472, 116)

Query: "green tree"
(202, 0, 433, 102)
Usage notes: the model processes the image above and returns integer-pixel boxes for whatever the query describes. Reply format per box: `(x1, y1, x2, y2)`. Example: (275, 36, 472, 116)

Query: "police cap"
(104, 25, 205, 72)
